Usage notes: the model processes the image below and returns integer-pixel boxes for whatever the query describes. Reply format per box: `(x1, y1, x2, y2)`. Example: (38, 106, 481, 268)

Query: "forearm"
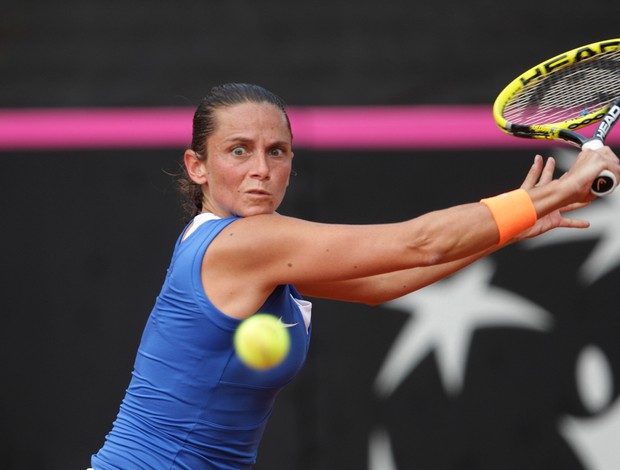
(298, 150, 619, 304)
(297, 245, 499, 305)
(419, 179, 574, 265)
(396, 202, 502, 267)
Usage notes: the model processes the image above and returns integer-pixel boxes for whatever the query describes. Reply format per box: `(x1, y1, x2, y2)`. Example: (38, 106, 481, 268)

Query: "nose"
(250, 152, 271, 179)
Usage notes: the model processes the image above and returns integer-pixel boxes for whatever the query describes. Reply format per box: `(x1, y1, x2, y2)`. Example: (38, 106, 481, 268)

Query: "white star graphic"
(562, 404, 620, 470)
(374, 259, 553, 397)
(560, 345, 620, 470)
(525, 148, 620, 284)
(368, 427, 397, 470)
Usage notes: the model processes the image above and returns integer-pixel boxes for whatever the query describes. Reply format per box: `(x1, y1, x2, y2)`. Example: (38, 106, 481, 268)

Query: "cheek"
(204, 170, 231, 201)
(275, 160, 293, 179)
(281, 168, 293, 188)
(207, 162, 240, 187)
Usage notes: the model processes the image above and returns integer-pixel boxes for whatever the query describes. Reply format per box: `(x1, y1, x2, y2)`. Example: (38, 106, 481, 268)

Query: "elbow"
(424, 251, 446, 267)
(413, 247, 446, 268)
(362, 287, 422, 307)
(406, 234, 453, 267)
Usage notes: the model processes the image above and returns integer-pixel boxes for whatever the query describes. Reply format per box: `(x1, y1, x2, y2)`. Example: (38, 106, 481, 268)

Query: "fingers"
(558, 217, 590, 229)
(521, 155, 556, 189)
(580, 145, 620, 176)
(521, 154, 544, 189)
(573, 145, 620, 197)
(601, 146, 620, 182)
(559, 201, 591, 213)
(539, 156, 556, 185)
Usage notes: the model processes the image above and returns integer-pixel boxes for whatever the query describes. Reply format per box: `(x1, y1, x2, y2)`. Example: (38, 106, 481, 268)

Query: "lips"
(246, 189, 271, 196)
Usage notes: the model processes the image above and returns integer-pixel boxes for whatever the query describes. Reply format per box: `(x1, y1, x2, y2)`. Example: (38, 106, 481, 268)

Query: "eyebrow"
(224, 136, 252, 144)
(269, 140, 292, 148)
(223, 136, 291, 148)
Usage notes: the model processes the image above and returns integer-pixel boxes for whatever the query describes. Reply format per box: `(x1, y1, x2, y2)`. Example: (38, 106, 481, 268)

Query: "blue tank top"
(92, 216, 311, 469)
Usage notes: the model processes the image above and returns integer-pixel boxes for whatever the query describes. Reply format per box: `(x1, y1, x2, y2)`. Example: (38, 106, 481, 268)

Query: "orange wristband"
(480, 189, 537, 245)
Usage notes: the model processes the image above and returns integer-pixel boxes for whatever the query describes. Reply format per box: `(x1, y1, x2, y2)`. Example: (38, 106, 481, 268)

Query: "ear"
(184, 150, 208, 184)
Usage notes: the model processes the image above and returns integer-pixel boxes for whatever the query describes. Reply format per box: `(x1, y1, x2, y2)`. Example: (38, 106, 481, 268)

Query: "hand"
(511, 155, 590, 243)
(561, 146, 620, 201)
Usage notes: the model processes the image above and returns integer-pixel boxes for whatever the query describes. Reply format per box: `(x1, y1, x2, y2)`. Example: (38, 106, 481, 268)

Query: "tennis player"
(90, 83, 620, 469)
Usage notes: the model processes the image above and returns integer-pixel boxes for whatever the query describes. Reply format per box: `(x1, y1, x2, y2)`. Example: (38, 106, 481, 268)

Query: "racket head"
(493, 39, 620, 146)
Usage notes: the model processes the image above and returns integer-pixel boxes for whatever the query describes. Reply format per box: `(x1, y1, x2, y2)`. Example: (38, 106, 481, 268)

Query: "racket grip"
(582, 139, 604, 150)
(591, 170, 617, 197)
(582, 139, 617, 196)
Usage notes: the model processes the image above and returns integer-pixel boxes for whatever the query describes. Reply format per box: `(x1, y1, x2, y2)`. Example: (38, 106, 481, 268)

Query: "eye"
(269, 147, 285, 157)
(231, 146, 247, 156)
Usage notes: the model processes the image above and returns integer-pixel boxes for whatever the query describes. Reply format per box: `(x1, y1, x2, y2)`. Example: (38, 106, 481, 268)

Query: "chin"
(235, 207, 276, 218)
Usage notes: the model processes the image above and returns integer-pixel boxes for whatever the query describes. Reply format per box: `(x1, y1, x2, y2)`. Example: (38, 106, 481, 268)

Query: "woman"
(91, 83, 620, 469)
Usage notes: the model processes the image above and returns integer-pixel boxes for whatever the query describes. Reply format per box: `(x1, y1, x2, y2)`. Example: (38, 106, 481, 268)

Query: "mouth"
(245, 189, 272, 199)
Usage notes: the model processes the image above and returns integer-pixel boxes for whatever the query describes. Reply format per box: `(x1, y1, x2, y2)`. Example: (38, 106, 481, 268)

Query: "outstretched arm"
(297, 155, 591, 305)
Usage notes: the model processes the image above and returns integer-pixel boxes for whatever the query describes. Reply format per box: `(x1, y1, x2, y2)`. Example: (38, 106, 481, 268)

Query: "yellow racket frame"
(493, 38, 620, 142)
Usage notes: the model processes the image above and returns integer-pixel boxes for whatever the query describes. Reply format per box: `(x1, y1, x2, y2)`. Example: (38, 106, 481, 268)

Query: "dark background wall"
(5, 0, 619, 109)
(2, 1, 620, 469)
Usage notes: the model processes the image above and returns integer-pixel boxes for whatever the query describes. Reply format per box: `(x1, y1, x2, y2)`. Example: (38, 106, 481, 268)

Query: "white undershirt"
(182, 212, 221, 241)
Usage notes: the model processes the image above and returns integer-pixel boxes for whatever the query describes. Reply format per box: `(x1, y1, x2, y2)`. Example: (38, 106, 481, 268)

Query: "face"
(188, 101, 294, 218)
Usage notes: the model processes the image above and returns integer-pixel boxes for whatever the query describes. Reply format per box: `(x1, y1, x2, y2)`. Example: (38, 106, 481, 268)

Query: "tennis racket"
(493, 38, 620, 196)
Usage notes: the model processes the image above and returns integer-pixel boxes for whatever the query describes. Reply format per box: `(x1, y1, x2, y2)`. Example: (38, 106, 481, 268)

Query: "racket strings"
(503, 50, 620, 126)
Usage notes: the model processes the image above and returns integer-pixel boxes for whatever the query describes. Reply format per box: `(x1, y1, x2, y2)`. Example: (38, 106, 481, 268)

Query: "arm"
(297, 155, 590, 305)
(296, 247, 499, 305)
(204, 205, 499, 316)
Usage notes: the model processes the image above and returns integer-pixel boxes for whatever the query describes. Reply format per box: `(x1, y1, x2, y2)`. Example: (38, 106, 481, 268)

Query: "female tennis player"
(90, 83, 620, 469)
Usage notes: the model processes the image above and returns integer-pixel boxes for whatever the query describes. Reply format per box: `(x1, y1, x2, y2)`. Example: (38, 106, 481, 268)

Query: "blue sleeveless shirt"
(92, 216, 312, 469)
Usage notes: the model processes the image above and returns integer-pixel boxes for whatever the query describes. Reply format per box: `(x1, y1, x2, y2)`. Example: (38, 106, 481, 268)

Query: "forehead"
(212, 102, 291, 139)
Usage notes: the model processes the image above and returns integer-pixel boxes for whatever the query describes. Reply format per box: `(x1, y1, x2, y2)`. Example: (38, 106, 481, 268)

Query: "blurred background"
(2, 1, 620, 469)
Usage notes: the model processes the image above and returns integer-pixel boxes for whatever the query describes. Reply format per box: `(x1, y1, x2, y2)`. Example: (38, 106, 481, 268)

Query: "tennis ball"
(234, 314, 291, 370)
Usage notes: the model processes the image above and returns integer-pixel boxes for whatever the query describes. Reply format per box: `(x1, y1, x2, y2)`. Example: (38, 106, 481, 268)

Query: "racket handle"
(591, 170, 617, 196)
(582, 139, 617, 196)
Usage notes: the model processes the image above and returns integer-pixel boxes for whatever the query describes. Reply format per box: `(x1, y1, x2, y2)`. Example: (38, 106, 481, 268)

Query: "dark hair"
(178, 83, 292, 221)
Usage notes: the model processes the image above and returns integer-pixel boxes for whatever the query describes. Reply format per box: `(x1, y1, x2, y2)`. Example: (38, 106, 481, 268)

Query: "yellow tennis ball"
(234, 314, 291, 370)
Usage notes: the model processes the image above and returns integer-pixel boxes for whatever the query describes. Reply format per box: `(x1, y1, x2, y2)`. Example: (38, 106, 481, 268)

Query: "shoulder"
(215, 213, 315, 244)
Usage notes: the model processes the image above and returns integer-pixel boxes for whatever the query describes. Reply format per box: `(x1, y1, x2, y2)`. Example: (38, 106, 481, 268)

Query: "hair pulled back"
(178, 83, 292, 221)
